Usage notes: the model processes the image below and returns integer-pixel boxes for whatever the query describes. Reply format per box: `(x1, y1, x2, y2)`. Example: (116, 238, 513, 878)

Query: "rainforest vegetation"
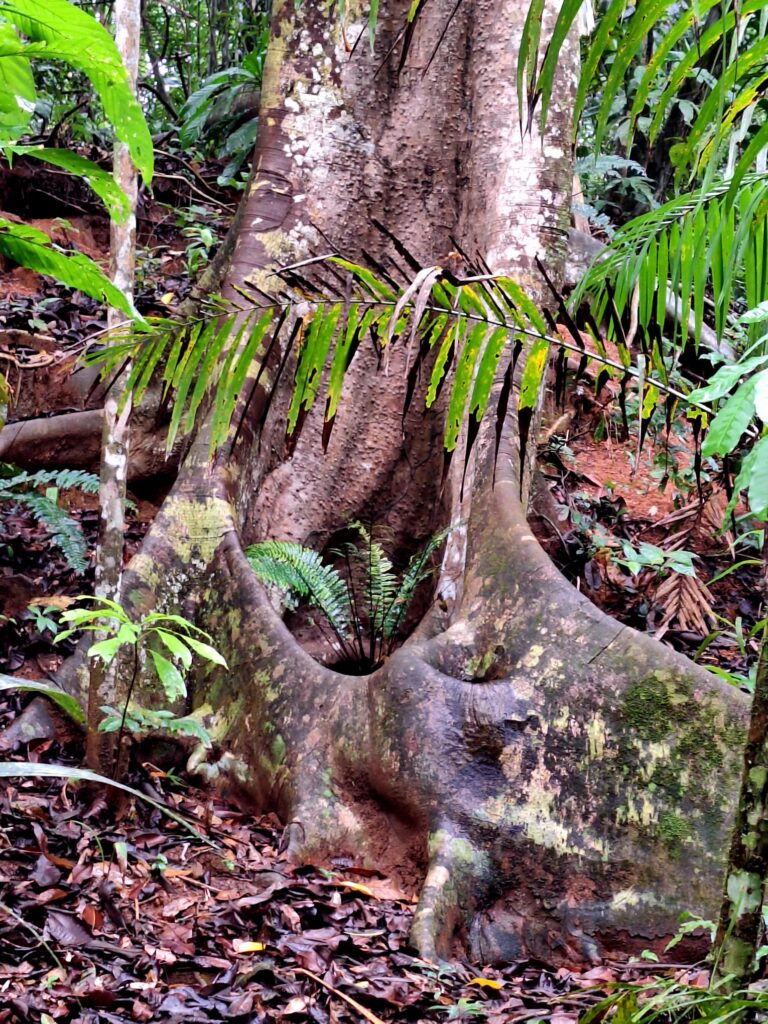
(0, 0, 768, 1020)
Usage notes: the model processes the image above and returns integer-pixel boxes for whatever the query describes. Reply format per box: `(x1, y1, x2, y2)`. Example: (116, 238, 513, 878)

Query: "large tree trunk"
(72, 0, 748, 965)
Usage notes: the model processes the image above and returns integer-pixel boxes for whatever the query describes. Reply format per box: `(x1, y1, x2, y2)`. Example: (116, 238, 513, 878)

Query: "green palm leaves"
(520, 1, 768, 351)
(522, 0, 768, 190)
(574, 176, 768, 349)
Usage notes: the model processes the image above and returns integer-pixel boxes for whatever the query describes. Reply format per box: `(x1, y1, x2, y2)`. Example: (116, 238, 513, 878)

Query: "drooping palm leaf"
(86, 249, 719, 480)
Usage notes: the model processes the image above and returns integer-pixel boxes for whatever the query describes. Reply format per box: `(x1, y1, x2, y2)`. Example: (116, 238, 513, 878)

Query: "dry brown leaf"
(655, 573, 715, 636)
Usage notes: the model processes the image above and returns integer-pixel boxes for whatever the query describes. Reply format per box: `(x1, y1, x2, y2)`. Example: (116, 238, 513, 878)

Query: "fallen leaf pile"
(0, 693, 689, 1024)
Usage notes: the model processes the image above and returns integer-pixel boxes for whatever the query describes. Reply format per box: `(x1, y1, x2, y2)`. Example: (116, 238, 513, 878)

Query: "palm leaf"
(0, 762, 205, 838)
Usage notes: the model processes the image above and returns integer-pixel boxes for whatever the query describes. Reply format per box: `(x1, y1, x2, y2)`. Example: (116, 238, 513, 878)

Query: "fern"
(337, 523, 399, 665)
(0, 467, 100, 574)
(382, 526, 452, 642)
(0, 468, 101, 493)
(246, 525, 449, 672)
(245, 541, 352, 652)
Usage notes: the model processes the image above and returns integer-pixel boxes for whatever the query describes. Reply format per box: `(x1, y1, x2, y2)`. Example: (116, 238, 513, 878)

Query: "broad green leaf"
(0, 21, 34, 139)
(149, 650, 186, 702)
(1, 0, 153, 181)
(756, 370, 768, 424)
(0, 218, 135, 317)
(0, 674, 85, 724)
(88, 635, 124, 664)
(142, 612, 212, 635)
(688, 357, 768, 404)
(740, 301, 768, 324)
(182, 635, 228, 668)
(7, 146, 129, 222)
(746, 436, 768, 515)
(701, 376, 758, 457)
(155, 629, 193, 670)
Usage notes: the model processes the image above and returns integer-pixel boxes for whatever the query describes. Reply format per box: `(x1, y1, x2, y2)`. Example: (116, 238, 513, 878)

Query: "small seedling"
(55, 597, 226, 762)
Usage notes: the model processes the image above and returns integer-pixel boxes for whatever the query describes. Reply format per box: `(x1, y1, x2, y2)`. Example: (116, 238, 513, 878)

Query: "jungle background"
(0, 0, 767, 1021)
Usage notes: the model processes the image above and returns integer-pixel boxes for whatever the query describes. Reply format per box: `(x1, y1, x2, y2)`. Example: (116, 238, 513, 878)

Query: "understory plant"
(179, 36, 267, 187)
(55, 598, 227, 769)
(246, 524, 451, 673)
(0, 466, 101, 573)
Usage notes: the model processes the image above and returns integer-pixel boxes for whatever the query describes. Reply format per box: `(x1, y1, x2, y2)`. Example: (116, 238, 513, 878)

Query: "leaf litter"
(0, 687, 722, 1024)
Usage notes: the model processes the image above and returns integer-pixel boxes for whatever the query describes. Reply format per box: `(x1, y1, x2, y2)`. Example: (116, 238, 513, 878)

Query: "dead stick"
(295, 967, 387, 1024)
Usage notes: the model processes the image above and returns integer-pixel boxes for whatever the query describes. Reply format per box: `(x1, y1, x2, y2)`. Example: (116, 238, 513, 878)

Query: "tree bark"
(714, 540, 768, 984)
(89, 0, 141, 776)
(62, 0, 749, 964)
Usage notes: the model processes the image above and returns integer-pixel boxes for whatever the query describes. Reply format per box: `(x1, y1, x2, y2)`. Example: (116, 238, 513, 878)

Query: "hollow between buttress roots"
(278, 518, 450, 676)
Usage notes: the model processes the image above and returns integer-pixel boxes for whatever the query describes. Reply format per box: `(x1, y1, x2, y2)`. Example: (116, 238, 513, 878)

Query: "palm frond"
(573, 175, 768, 348)
(521, 0, 768, 186)
(0, 468, 100, 494)
(84, 241, 723, 492)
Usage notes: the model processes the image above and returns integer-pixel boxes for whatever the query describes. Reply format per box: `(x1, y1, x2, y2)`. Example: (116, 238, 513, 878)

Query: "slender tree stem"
(714, 527, 768, 985)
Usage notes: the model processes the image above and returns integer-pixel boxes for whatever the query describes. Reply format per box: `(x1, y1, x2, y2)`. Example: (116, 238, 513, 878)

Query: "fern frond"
(245, 540, 352, 640)
(351, 524, 397, 653)
(0, 468, 100, 494)
(382, 526, 452, 642)
(12, 493, 88, 573)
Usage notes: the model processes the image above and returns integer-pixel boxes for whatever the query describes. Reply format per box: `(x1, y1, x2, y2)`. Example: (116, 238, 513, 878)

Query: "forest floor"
(0, 157, 760, 1021)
